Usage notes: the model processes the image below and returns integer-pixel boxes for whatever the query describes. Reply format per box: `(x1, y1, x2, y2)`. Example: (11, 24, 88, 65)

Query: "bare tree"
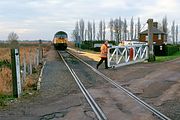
(123, 19, 127, 40)
(118, 17, 122, 41)
(72, 21, 79, 42)
(114, 18, 119, 43)
(99, 20, 103, 40)
(102, 20, 106, 41)
(85, 29, 88, 41)
(109, 18, 114, 41)
(8, 32, 19, 48)
(87, 21, 92, 40)
(134, 24, 137, 39)
(162, 16, 168, 33)
(176, 24, 178, 44)
(162, 16, 168, 42)
(79, 19, 85, 41)
(93, 20, 96, 40)
(72, 30, 78, 41)
(97, 32, 100, 40)
(137, 17, 141, 39)
(130, 17, 134, 40)
(128, 31, 130, 40)
(171, 20, 175, 44)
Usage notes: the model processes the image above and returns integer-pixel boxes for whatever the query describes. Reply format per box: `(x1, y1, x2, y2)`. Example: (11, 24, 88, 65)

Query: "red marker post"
(129, 47, 134, 61)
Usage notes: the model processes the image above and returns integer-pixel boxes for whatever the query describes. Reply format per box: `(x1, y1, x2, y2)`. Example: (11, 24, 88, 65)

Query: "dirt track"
(0, 47, 179, 120)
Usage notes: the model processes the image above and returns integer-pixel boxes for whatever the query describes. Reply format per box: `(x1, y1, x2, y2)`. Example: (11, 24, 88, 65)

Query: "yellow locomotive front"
(53, 31, 68, 50)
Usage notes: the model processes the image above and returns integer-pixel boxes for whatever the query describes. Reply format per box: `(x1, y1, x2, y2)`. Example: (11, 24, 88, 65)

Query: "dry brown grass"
(19, 45, 50, 65)
(22, 65, 42, 91)
(19, 46, 40, 65)
(0, 67, 12, 94)
(0, 48, 11, 62)
(67, 41, 75, 48)
(23, 74, 38, 91)
(68, 47, 100, 62)
(0, 44, 51, 95)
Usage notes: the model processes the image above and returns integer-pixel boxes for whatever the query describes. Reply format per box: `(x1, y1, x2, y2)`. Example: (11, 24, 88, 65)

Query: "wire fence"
(0, 43, 48, 95)
(21, 47, 43, 84)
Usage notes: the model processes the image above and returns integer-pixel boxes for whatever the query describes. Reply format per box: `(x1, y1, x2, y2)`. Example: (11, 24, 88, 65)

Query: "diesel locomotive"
(53, 31, 68, 50)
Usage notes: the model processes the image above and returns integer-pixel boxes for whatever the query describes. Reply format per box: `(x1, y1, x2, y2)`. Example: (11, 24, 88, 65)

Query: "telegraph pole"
(147, 19, 155, 61)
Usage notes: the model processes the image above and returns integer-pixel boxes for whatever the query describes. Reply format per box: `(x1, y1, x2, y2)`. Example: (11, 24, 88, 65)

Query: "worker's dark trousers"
(97, 57, 108, 69)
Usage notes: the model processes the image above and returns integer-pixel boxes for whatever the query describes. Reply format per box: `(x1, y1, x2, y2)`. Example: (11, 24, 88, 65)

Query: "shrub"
(0, 60, 11, 68)
(0, 94, 14, 106)
(80, 41, 94, 50)
(79, 40, 116, 52)
(154, 44, 179, 56)
(164, 45, 179, 55)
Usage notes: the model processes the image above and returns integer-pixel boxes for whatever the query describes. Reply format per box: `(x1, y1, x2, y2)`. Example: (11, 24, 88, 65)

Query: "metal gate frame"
(107, 45, 149, 68)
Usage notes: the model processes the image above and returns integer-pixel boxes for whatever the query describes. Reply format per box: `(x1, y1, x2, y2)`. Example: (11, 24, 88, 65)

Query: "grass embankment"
(156, 51, 180, 62)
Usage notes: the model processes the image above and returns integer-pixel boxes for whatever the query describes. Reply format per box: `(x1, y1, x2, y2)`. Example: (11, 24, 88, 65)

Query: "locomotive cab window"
(56, 34, 67, 38)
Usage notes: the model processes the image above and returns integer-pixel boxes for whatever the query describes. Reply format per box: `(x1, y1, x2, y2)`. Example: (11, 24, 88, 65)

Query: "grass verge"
(0, 94, 14, 107)
(156, 51, 180, 62)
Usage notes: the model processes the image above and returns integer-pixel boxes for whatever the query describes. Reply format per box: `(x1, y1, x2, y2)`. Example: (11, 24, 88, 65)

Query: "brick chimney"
(153, 22, 158, 28)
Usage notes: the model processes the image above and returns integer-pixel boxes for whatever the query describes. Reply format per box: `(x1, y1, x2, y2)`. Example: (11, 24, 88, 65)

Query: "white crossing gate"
(107, 45, 149, 68)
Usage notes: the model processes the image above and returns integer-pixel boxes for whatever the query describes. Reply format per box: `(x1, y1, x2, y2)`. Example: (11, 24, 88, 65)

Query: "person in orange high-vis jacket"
(96, 41, 109, 69)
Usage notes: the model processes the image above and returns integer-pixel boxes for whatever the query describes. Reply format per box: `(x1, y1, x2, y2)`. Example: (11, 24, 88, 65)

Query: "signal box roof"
(140, 27, 165, 34)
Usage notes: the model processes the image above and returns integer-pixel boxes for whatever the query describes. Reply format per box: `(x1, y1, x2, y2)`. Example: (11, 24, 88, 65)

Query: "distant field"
(0, 41, 51, 48)
(0, 43, 51, 95)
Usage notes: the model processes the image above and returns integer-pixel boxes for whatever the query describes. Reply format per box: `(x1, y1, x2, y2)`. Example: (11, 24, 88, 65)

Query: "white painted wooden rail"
(107, 45, 149, 68)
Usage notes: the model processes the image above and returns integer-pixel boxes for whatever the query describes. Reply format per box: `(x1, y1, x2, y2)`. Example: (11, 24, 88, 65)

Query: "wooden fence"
(21, 47, 43, 84)
(0, 42, 49, 96)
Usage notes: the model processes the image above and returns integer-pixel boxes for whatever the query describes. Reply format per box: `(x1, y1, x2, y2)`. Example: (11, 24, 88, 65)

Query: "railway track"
(58, 51, 107, 120)
(57, 49, 171, 120)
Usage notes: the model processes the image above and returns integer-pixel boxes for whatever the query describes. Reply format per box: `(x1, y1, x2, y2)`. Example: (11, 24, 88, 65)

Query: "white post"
(116, 48, 118, 64)
(125, 47, 128, 62)
(140, 46, 142, 59)
(36, 49, 39, 66)
(29, 50, 32, 75)
(11, 48, 22, 98)
(133, 47, 135, 61)
(34, 54, 36, 66)
(146, 46, 149, 60)
(15, 49, 21, 97)
(107, 48, 110, 67)
(23, 52, 26, 81)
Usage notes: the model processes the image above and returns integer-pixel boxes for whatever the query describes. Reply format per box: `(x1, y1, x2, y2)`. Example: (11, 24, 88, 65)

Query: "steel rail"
(57, 51, 107, 120)
(66, 49, 171, 120)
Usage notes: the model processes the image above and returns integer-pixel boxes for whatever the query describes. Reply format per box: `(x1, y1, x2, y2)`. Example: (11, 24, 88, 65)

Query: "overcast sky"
(0, 0, 179, 40)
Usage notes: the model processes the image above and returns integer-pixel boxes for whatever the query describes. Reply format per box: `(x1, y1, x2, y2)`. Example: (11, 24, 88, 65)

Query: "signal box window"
(145, 36, 148, 41)
(158, 34, 161, 40)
